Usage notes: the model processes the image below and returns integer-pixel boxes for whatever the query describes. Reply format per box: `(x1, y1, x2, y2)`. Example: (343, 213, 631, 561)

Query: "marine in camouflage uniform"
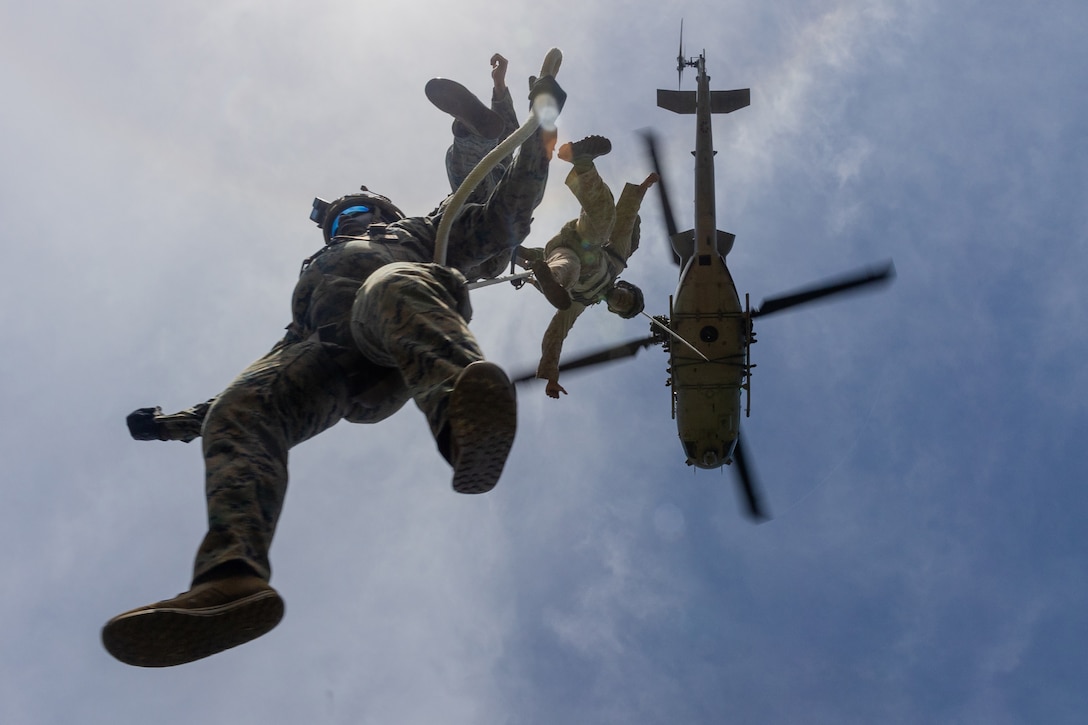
(125, 53, 527, 449)
(522, 136, 657, 398)
(101, 73, 566, 669)
(428, 52, 521, 203)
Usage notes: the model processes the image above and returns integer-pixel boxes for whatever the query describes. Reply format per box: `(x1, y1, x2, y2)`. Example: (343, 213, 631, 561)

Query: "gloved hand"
(517, 246, 545, 266)
(126, 407, 167, 441)
(528, 75, 566, 114)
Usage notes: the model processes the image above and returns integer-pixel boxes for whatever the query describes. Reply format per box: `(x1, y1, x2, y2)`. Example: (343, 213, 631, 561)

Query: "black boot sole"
(102, 589, 284, 667)
(425, 78, 503, 139)
(448, 362, 517, 494)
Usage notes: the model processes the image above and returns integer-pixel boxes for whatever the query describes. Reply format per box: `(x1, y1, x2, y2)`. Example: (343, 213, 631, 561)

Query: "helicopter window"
(700, 325, 719, 343)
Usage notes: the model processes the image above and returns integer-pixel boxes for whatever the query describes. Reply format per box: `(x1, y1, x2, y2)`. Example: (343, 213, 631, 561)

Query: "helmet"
(313, 186, 405, 245)
(606, 279, 645, 319)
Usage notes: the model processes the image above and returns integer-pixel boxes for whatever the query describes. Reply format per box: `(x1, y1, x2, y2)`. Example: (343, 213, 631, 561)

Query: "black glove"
(126, 407, 167, 441)
(528, 75, 566, 114)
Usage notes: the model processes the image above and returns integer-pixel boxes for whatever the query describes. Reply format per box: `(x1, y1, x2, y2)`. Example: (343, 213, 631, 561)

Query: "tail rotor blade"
(677, 19, 685, 85)
(753, 261, 895, 318)
(732, 434, 770, 522)
(641, 130, 682, 265)
(510, 335, 659, 384)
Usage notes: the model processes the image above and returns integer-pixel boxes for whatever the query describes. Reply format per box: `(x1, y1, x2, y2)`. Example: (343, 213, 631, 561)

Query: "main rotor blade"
(641, 130, 682, 265)
(510, 335, 659, 384)
(753, 261, 895, 318)
(732, 434, 770, 522)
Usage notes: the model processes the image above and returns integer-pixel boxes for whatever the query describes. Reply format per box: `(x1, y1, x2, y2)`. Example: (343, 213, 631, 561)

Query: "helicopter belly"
(671, 254, 746, 469)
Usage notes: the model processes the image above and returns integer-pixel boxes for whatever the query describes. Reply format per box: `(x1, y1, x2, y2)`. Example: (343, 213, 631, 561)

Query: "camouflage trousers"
(545, 165, 617, 289)
(192, 262, 482, 583)
(446, 132, 508, 205)
(444, 88, 518, 204)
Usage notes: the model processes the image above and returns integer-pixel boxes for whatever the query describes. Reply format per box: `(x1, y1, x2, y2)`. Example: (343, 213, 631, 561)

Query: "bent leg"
(443, 125, 553, 275)
(566, 165, 616, 246)
(447, 86, 520, 200)
(102, 340, 354, 668)
(445, 133, 501, 201)
(193, 340, 352, 583)
(545, 246, 582, 290)
(349, 262, 515, 493)
(351, 262, 484, 442)
(608, 180, 653, 261)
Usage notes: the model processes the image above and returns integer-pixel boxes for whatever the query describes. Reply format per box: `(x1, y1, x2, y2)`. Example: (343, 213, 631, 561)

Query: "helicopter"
(513, 41, 894, 522)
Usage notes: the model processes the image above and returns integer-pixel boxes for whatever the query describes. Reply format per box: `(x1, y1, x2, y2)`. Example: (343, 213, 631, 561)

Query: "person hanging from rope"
(103, 69, 566, 669)
(427, 52, 520, 201)
(519, 135, 658, 398)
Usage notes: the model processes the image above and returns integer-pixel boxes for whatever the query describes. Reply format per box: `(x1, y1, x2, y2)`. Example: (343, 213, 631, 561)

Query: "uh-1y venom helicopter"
(514, 42, 894, 522)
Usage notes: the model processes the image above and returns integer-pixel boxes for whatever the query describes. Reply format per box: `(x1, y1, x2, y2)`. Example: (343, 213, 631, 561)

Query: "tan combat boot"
(102, 574, 284, 667)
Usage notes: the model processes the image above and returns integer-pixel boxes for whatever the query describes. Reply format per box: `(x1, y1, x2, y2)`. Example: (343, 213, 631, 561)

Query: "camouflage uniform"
(185, 122, 552, 585)
(536, 173, 651, 383)
(444, 86, 520, 203)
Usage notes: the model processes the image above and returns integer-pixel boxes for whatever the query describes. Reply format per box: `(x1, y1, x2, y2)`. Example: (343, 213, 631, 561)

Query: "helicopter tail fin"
(717, 231, 736, 256)
(657, 89, 751, 115)
(711, 89, 751, 114)
(657, 89, 696, 114)
(673, 229, 695, 262)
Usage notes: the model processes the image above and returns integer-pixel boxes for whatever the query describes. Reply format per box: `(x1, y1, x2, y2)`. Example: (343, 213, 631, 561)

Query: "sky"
(2, 0, 1087, 723)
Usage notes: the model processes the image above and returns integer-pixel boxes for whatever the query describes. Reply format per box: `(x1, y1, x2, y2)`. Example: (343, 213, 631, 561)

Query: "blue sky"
(2, 0, 1086, 723)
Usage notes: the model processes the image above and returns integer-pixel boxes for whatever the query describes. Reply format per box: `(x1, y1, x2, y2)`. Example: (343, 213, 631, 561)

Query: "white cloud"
(4, 0, 1088, 723)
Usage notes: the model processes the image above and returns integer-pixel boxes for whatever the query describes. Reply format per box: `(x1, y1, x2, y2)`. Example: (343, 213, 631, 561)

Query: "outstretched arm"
(490, 53, 508, 94)
(536, 302, 586, 398)
(490, 53, 519, 140)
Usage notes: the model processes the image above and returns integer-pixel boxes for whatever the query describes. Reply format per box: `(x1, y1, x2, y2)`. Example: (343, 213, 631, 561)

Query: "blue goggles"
(330, 205, 373, 237)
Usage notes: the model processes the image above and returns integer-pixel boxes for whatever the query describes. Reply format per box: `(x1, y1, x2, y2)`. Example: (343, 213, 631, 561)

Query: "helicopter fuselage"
(670, 252, 747, 468)
(659, 52, 751, 469)
(512, 43, 891, 519)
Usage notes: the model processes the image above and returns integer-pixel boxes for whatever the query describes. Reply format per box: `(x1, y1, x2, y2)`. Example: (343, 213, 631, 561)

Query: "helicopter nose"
(689, 437, 738, 469)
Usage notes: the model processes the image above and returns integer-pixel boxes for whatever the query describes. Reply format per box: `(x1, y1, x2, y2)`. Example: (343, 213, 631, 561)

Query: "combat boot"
(558, 135, 612, 165)
(101, 574, 284, 667)
(425, 78, 504, 139)
(446, 361, 517, 494)
(531, 259, 572, 310)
